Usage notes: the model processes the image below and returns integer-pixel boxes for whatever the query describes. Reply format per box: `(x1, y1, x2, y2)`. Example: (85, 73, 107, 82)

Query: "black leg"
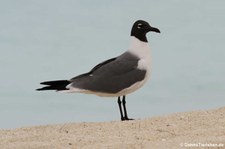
(117, 97, 124, 121)
(122, 96, 134, 120)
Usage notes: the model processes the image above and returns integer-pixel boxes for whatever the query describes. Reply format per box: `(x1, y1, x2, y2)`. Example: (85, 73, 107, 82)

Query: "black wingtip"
(36, 88, 45, 91)
(36, 80, 70, 91)
(36, 86, 51, 91)
(40, 81, 54, 85)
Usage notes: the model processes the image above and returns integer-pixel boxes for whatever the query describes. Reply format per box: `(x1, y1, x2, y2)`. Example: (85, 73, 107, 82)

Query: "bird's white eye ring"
(137, 23, 142, 29)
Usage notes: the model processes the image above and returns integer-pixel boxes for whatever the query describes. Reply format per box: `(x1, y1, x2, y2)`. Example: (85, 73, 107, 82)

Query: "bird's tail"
(36, 80, 70, 91)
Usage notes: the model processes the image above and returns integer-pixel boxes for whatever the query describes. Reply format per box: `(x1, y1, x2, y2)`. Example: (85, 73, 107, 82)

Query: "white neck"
(128, 36, 150, 59)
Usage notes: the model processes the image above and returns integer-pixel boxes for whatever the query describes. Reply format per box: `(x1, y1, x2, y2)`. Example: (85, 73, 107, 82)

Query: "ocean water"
(0, 0, 225, 129)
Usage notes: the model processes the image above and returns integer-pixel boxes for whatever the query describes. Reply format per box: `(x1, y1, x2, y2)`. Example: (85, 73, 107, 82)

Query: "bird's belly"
(116, 70, 150, 96)
(95, 69, 151, 97)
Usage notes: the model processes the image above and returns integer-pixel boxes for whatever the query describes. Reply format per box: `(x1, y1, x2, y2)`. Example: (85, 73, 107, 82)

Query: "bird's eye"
(137, 23, 142, 29)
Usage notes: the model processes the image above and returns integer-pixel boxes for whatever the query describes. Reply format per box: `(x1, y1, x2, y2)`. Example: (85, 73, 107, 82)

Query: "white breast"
(115, 36, 152, 96)
(129, 36, 152, 75)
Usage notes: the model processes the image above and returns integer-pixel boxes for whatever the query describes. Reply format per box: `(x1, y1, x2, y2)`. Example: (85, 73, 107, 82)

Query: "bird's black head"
(131, 20, 160, 42)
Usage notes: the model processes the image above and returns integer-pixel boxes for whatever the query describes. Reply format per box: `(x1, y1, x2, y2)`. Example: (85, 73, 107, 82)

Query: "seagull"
(37, 20, 160, 121)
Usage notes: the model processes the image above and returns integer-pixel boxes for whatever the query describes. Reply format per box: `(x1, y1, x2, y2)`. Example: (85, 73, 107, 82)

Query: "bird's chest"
(137, 57, 151, 71)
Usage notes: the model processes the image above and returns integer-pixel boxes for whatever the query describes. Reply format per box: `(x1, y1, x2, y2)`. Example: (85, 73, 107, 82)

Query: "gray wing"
(70, 52, 146, 93)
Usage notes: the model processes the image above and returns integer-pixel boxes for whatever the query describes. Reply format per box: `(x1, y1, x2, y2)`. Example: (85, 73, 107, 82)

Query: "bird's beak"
(149, 26, 160, 33)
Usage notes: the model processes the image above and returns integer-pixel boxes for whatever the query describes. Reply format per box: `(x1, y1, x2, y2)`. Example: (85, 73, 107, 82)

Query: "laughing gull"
(37, 20, 160, 121)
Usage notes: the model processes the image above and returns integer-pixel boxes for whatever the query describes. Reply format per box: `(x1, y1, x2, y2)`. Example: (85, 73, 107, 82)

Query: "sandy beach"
(0, 107, 225, 149)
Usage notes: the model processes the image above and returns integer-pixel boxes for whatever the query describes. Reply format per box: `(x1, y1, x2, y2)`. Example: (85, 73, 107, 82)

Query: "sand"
(1, 107, 225, 149)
